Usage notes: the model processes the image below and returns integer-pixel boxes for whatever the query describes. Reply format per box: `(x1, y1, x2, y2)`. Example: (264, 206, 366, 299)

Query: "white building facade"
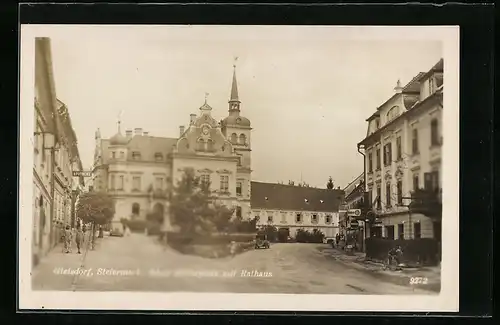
(92, 66, 253, 227)
(251, 181, 344, 238)
(358, 59, 443, 241)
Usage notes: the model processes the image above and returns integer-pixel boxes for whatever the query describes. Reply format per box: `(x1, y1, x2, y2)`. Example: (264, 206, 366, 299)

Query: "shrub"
(126, 219, 146, 233)
(296, 229, 325, 243)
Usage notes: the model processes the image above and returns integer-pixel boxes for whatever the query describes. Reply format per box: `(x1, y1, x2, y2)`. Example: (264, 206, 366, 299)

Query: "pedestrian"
(63, 225, 72, 253)
(335, 233, 340, 247)
(75, 224, 84, 254)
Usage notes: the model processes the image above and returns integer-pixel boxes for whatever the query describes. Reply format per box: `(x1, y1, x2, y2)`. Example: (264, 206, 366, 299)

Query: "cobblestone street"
(32, 233, 435, 294)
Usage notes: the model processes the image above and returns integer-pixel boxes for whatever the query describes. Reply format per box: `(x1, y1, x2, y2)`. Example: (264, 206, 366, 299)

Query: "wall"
(253, 208, 340, 238)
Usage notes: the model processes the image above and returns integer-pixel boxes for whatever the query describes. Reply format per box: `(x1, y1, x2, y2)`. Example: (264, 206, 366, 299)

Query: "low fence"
(365, 237, 440, 266)
(165, 231, 256, 258)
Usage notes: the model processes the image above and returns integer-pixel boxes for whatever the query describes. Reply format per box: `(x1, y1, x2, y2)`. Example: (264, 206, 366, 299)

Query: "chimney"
(143, 131, 149, 136)
(190, 114, 196, 124)
(179, 126, 185, 136)
(134, 128, 142, 136)
(394, 79, 403, 93)
(125, 130, 133, 138)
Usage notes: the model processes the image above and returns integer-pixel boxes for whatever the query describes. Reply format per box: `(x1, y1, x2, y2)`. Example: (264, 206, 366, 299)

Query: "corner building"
(358, 59, 443, 241)
(92, 66, 252, 227)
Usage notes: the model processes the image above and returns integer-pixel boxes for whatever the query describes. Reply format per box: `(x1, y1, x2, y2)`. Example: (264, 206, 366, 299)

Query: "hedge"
(166, 231, 255, 246)
(365, 237, 440, 266)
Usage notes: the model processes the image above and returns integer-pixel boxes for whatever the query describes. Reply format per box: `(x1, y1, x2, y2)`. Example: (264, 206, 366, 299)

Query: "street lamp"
(34, 131, 59, 248)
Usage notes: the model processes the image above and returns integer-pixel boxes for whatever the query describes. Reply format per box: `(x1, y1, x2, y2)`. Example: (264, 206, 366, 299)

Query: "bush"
(126, 219, 146, 233)
(296, 229, 325, 243)
(365, 237, 440, 266)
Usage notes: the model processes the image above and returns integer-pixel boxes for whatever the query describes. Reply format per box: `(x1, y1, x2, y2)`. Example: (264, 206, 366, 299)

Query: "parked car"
(254, 234, 270, 249)
(323, 237, 335, 245)
(110, 221, 124, 237)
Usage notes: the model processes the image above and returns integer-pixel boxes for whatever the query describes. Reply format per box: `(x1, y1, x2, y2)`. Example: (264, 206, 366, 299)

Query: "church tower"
(221, 60, 252, 219)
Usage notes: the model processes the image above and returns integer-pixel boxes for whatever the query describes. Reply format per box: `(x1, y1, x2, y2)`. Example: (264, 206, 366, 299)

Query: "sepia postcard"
(19, 25, 459, 312)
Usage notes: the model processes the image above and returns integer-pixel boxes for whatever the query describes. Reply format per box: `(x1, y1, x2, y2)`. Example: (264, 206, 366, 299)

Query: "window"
(413, 173, 420, 191)
(111, 151, 116, 159)
(325, 215, 332, 224)
(281, 212, 287, 223)
(118, 175, 124, 190)
(132, 152, 141, 160)
(311, 214, 318, 224)
(296, 213, 303, 223)
(236, 206, 242, 218)
(132, 176, 141, 191)
(376, 148, 381, 170)
(267, 213, 273, 223)
(411, 129, 419, 154)
(396, 136, 402, 160)
(155, 177, 163, 190)
(429, 77, 435, 95)
(414, 222, 421, 239)
(376, 186, 381, 209)
(132, 203, 140, 215)
(155, 152, 163, 161)
(383, 143, 392, 166)
(207, 139, 215, 152)
(110, 175, 115, 190)
(430, 119, 439, 146)
(197, 139, 206, 151)
(236, 181, 242, 196)
(239, 134, 246, 145)
(120, 151, 124, 159)
(385, 183, 391, 207)
(398, 224, 405, 239)
(199, 174, 210, 186)
(424, 171, 440, 191)
(368, 153, 373, 173)
(397, 180, 403, 205)
(231, 133, 237, 144)
(386, 225, 395, 240)
(220, 175, 229, 192)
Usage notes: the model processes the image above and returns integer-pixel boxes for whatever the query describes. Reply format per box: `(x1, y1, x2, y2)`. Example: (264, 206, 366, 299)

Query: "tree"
(76, 191, 115, 248)
(170, 168, 234, 236)
(327, 176, 334, 190)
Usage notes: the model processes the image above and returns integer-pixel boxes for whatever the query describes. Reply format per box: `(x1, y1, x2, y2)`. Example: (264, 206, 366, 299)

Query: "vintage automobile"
(254, 234, 270, 249)
(110, 221, 124, 237)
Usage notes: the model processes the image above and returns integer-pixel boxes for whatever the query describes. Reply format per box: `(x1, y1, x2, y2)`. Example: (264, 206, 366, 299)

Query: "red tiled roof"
(251, 181, 344, 213)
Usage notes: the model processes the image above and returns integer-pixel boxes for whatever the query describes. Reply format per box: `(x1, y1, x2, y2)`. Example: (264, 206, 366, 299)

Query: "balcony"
(152, 189, 168, 199)
(409, 188, 442, 220)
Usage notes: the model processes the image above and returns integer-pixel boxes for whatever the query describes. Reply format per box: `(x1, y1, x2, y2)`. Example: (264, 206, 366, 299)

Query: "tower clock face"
(202, 126, 209, 135)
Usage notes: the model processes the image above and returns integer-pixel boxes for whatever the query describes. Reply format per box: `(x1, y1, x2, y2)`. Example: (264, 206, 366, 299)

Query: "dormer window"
(132, 152, 141, 160)
(155, 152, 163, 161)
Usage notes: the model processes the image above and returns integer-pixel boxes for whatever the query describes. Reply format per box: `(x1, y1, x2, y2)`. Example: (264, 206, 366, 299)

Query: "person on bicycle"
(388, 245, 403, 265)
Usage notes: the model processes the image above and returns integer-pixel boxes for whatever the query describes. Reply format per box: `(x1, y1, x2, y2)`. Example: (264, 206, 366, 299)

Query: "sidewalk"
(319, 246, 441, 293)
(31, 231, 94, 291)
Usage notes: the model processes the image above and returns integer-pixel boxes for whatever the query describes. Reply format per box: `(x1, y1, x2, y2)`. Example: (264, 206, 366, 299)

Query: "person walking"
(75, 224, 84, 254)
(63, 225, 72, 253)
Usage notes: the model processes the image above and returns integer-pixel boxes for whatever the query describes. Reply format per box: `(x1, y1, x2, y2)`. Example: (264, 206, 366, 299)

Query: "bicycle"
(383, 246, 403, 271)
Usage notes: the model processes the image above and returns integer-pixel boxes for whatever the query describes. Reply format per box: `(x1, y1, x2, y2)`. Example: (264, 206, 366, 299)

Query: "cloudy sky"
(45, 26, 442, 189)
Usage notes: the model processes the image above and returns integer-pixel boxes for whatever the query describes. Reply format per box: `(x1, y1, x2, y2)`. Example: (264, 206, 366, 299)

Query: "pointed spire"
(228, 57, 241, 113)
(230, 61, 239, 102)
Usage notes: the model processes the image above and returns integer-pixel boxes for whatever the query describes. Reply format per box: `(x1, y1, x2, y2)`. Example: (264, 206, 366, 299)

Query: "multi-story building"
(358, 59, 443, 241)
(92, 65, 253, 227)
(33, 38, 84, 265)
(251, 182, 344, 238)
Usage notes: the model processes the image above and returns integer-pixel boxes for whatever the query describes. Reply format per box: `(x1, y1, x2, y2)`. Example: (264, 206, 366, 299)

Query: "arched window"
(239, 133, 246, 145)
(231, 133, 237, 144)
(197, 139, 206, 151)
(386, 106, 400, 122)
(132, 203, 140, 215)
(207, 139, 215, 152)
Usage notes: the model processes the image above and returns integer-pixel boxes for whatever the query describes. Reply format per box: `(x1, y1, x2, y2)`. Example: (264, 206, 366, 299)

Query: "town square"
(30, 26, 443, 295)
